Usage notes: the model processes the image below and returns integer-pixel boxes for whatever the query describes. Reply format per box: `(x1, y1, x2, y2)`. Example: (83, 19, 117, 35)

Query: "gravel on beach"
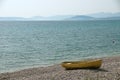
(0, 56, 120, 80)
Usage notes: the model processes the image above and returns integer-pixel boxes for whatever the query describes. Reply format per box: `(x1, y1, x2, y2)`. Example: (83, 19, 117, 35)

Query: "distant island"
(0, 12, 120, 21)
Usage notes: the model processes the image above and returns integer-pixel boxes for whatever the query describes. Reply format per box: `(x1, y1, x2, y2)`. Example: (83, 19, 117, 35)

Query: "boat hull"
(61, 59, 102, 70)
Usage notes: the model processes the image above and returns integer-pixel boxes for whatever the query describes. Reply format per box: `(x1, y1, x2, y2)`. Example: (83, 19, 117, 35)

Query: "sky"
(0, 0, 120, 17)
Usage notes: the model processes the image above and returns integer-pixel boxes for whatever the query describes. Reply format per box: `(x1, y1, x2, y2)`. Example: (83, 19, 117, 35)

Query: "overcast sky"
(0, 0, 120, 17)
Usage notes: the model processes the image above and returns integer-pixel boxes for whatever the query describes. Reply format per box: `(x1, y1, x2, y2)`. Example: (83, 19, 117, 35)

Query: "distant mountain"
(0, 12, 120, 21)
(67, 15, 94, 20)
(88, 12, 120, 18)
(47, 15, 74, 20)
(0, 15, 73, 21)
(29, 16, 45, 20)
(0, 17, 25, 21)
(98, 17, 120, 20)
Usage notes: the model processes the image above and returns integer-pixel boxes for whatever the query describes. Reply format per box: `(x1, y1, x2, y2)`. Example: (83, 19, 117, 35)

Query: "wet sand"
(0, 56, 120, 80)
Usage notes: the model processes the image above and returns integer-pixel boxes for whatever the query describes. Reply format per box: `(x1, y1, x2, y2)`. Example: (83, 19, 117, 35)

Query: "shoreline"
(0, 54, 119, 73)
(0, 55, 120, 80)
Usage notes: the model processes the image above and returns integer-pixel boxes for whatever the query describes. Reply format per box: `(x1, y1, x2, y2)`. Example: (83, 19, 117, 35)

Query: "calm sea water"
(0, 20, 120, 73)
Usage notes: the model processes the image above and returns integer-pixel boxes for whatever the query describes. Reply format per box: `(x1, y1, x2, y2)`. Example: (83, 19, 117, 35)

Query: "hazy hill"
(88, 12, 120, 18)
(0, 12, 120, 21)
(98, 17, 120, 20)
(0, 17, 25, 21)
(67, 15, 94, 20)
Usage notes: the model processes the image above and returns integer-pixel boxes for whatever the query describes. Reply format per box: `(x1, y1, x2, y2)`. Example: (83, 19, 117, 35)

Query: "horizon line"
(0, 12, 120, 18)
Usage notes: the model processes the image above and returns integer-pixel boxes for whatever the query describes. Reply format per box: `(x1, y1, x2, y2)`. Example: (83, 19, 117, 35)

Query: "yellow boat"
(61, 59, 102, 70)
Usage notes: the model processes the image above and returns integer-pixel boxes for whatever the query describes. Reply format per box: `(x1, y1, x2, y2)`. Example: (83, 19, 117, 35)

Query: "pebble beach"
(0, 56, 120, 80)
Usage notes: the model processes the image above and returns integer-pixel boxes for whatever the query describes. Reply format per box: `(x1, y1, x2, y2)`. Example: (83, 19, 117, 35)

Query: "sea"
(0, 20, 120, 73)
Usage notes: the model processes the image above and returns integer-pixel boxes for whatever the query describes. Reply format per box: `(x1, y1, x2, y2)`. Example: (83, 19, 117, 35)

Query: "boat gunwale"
(62, 59, 102, 64)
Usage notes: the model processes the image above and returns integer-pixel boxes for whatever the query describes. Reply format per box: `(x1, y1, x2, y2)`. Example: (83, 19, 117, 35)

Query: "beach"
(0, 56, 120, 80)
